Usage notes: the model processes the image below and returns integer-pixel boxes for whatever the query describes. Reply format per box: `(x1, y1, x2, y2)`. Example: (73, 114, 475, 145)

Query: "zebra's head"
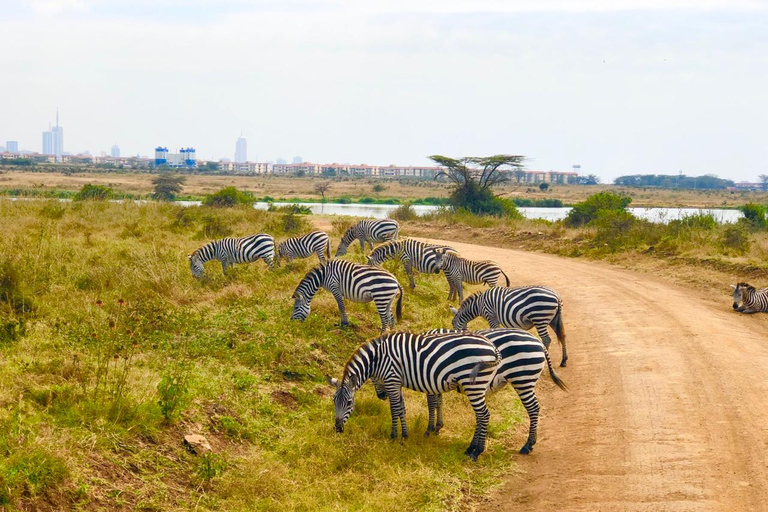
(430, 247, 449, 274)
(367, 246, 386, 266)
(189, 252, 205, 279)
(731, 282, 753, 310)
(334, 242, 349, 257)
(327, 374, 361, 432)
(291, 290, 311, 321)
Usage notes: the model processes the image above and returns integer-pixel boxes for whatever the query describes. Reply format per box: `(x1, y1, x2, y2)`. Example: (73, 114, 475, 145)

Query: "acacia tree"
(314, 182, 331, 200)
(152, 174, 186, 201)
(760, 174, 768, 191)
(430, 154, 525, 215)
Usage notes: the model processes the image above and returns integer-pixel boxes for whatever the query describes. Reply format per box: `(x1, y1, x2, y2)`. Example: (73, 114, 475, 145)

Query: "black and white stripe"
(335, 219, 400, 257)
(276, 231, 331, 265)
(328, 331, 501, 460)
(189, 233, 275, 278)
(450, 286, 568, 367)
(291, 259, 403, 332)
(420, 328, 567, 454)
(367, 239, 456, 290)
(731, 282, 768, 313)
(432, 248, 510, 303)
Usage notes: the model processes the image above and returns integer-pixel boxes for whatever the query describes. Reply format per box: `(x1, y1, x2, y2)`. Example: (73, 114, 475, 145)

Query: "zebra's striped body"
(732, 282, 768, 313)
(432, 248, 510, 303)
(419, 328, 567, 454)
(329, 331, 501, 460)
(291, 259, 403, 332)
(335, 219, 400, 257)
(451, 286, 568, 367)
(189, 233, 275, 278)
(276, 231, 331, 265)
(367, 239, 456, 290)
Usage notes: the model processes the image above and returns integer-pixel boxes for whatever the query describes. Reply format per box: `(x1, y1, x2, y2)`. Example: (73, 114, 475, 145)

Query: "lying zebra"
(731, 282, 768, 313)
(276, 231, 331, 266)
(291, 259, 403, 332)
(451, 286, 569, 367)
(189, 233, 274, 278)
(335, 219, 399, 257)
(328, 331, 501, 460)
(431, 247, 510, 303)
(410, 328, 567, 454)
(367, 239, 456, 290)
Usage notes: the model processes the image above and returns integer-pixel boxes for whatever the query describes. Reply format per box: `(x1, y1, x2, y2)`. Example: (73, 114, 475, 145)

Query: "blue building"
(154, 146, 196, 168)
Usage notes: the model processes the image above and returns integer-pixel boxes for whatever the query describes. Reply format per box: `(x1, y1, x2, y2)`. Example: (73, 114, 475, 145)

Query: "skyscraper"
(42, 110, 64, 161)
(111, 144, 120, 158)
(6, 141, 18, 153)
(292, 156, 303, 164)
(234, 135, 247, 163)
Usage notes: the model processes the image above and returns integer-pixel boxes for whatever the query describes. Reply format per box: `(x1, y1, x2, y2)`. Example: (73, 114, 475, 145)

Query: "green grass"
(0, 199, 526, 511)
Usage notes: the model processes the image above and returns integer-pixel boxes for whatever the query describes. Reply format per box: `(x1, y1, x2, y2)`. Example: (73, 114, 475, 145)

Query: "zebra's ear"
(730, 284, 737, 289)
(293, 291, 303, 300)
(449, 305, 459, 315)
(348, 375, 361, 389)
(187, 254, 192, 260)
(326, 376, 340, 389)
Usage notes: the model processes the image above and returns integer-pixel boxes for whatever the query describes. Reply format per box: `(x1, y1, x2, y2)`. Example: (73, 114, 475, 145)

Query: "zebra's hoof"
(560, 360, 568, 367)
(519, 443, 533, 455)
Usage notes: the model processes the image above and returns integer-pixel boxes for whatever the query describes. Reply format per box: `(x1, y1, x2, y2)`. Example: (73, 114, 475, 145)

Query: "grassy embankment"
(2, 169, 768, 208)
(0, 200, 531, 511)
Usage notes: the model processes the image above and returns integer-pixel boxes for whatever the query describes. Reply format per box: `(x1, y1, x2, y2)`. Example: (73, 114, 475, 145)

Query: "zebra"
(327, 331, 501, 460)
(189, 233, 275, 278)
(367, 239, 456, 290)
(291, 259, 404, 332)
(413, 328, 567, 454)
(276, 231, 331, 266)
(450, 286, 568, 367)
(335, 219, 400, 257)
(431, 247, 510, 303)
(731, 282, 768, 313)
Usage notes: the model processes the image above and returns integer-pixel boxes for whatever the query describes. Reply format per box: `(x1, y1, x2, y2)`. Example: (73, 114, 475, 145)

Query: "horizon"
(2, 1, 767, 182)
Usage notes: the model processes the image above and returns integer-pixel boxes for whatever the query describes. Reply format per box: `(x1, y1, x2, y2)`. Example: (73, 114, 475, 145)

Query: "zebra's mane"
(736, 282, 756, 291)
(341, 337, 383, 386)
(293, 265, 325, 297)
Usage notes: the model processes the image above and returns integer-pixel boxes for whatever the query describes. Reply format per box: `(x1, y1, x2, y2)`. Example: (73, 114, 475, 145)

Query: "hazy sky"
(2, 0, 767, 182)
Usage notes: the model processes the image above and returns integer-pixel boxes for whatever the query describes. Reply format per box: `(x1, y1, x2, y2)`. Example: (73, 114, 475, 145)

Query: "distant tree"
(372, 183, 387, 193)
(430, 154, 525, 216)
(295, 169, 306, 177)
(200, 162, 219, 172)
(614, 173, 733, 190)
(202, 187, 253, 208)
(565, 191, 631, 227)
(539, 182, 549, 192)
(152, 174, 186, 201)
(73, 184, 113, 201)
(513, 169, 527, 184)
(322, 167, 337, 177)
(576, 174, 601, 185)
(759, 174, 768, 191)
(314, 182, 332, 200)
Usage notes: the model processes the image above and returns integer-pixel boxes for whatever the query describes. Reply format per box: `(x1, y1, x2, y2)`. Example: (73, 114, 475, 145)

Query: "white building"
(235, 135, 247, 163)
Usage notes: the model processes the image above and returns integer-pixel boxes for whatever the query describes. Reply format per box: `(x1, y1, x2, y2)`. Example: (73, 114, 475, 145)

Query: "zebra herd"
(189, 218, 573, 459)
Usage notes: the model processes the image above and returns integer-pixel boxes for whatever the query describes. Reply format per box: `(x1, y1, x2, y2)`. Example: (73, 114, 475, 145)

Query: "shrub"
(739, 203, 767, 230)
(372, 184, 387, 193)
(152, 174, 186, 201)
(73, 184, 113, 201)
(202, 187, 253, 208)
(565, 192, 631, 227)
(157, 361, 191, 424)
(389, 203, 419, 222)
(539, 182, 549, 191)
(721, 224, 751, 254)
(0, 449, 68, 504)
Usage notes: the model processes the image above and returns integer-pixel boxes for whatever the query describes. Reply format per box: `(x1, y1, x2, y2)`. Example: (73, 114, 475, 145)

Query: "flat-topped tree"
(429, 154, 526, 216)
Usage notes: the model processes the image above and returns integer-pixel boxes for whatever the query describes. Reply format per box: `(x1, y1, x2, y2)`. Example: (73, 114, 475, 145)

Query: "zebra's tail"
(325, 240, 331, 261)
(552, 302, 566, 346)
(500, 268, 510, 287)
(469, 358, 498, 384)
(543, 346, 568, 392)
(395, 283, 403, 322)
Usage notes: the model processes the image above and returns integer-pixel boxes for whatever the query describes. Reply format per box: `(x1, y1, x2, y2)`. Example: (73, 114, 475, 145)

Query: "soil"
(416, 237, 768, 512)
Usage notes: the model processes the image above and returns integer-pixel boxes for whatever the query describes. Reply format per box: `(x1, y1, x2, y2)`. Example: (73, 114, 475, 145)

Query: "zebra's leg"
(332, 289, 350, 327)
(434, 393, 444, 433)
(368, 240, 374, 251)
(359, 238, 366, 254)
(457, 281, 464, 304)
(486, 315, 500, 329)
(518, 389, 541, 454)
(265, 256, 275, 270)
(387, 387, 407, 439)
(425, 394, 437, 436)
(466, 391, 491, 461)
(316, 249, 325, 265)
(404, 260, 416, 290)
(535, 324, 553, 350)
(376, 300, 390, 332)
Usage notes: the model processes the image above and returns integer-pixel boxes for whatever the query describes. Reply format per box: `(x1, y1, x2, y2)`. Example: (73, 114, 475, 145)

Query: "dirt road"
(419, 238, 768, 512)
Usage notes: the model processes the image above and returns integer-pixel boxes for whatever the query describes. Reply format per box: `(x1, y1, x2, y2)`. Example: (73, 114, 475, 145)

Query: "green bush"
(739, 203, 767, 230)
(388, 203, 419, 222)
(202, 187, 253, 208)
(721, 224, 751, 254)
(73, 184, 113, 201)
(565, 192, 631, 227)
(0, 449, 68, 504)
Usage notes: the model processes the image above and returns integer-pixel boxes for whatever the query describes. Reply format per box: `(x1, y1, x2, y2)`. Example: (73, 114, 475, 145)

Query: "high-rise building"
(6, 141, 18, 153)
(42, 110, 64, 161)
(292, 156, 303, 164)
(111, 144, 120, 158)
(234, 135, 247, 163)
(276, 157, 287, 164)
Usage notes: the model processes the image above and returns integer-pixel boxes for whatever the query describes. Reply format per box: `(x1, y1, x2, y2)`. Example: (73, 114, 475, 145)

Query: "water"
(4, 197, 745, 224)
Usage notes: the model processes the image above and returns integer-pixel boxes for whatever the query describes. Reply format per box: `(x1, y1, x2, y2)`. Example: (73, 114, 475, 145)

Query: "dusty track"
(419, 238, 768, 512)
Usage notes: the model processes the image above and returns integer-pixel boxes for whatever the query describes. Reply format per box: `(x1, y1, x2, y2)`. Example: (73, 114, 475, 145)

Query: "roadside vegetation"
(0, 199, 529, 511)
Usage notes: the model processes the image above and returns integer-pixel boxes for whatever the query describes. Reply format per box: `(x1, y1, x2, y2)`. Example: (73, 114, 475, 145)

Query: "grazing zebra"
(431, 248, 510, 303)
(327, 331, 501, 460)
(731, 282, 768, 313)
(276, 231, 331, 266)
(335, 219, 400, 257)
(291, 259, 403, 332)
(415, 328, 567, 454)
(189, 233, 275, 278)
(450, 286, 568, 367)
(367, 239, 456, 290)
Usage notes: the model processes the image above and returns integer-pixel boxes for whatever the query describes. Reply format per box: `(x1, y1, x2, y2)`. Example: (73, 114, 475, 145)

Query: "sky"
(1, 0, 767, 182)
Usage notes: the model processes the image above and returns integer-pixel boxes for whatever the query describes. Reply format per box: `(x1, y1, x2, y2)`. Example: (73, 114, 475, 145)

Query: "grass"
(0, 199, 527, 511)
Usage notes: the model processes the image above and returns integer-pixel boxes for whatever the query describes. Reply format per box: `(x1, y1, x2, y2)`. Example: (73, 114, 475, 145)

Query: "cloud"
(24, 0, 88, 15)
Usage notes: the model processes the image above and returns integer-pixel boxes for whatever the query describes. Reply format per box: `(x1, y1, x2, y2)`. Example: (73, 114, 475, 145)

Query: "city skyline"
(2, 1, 767, 182)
